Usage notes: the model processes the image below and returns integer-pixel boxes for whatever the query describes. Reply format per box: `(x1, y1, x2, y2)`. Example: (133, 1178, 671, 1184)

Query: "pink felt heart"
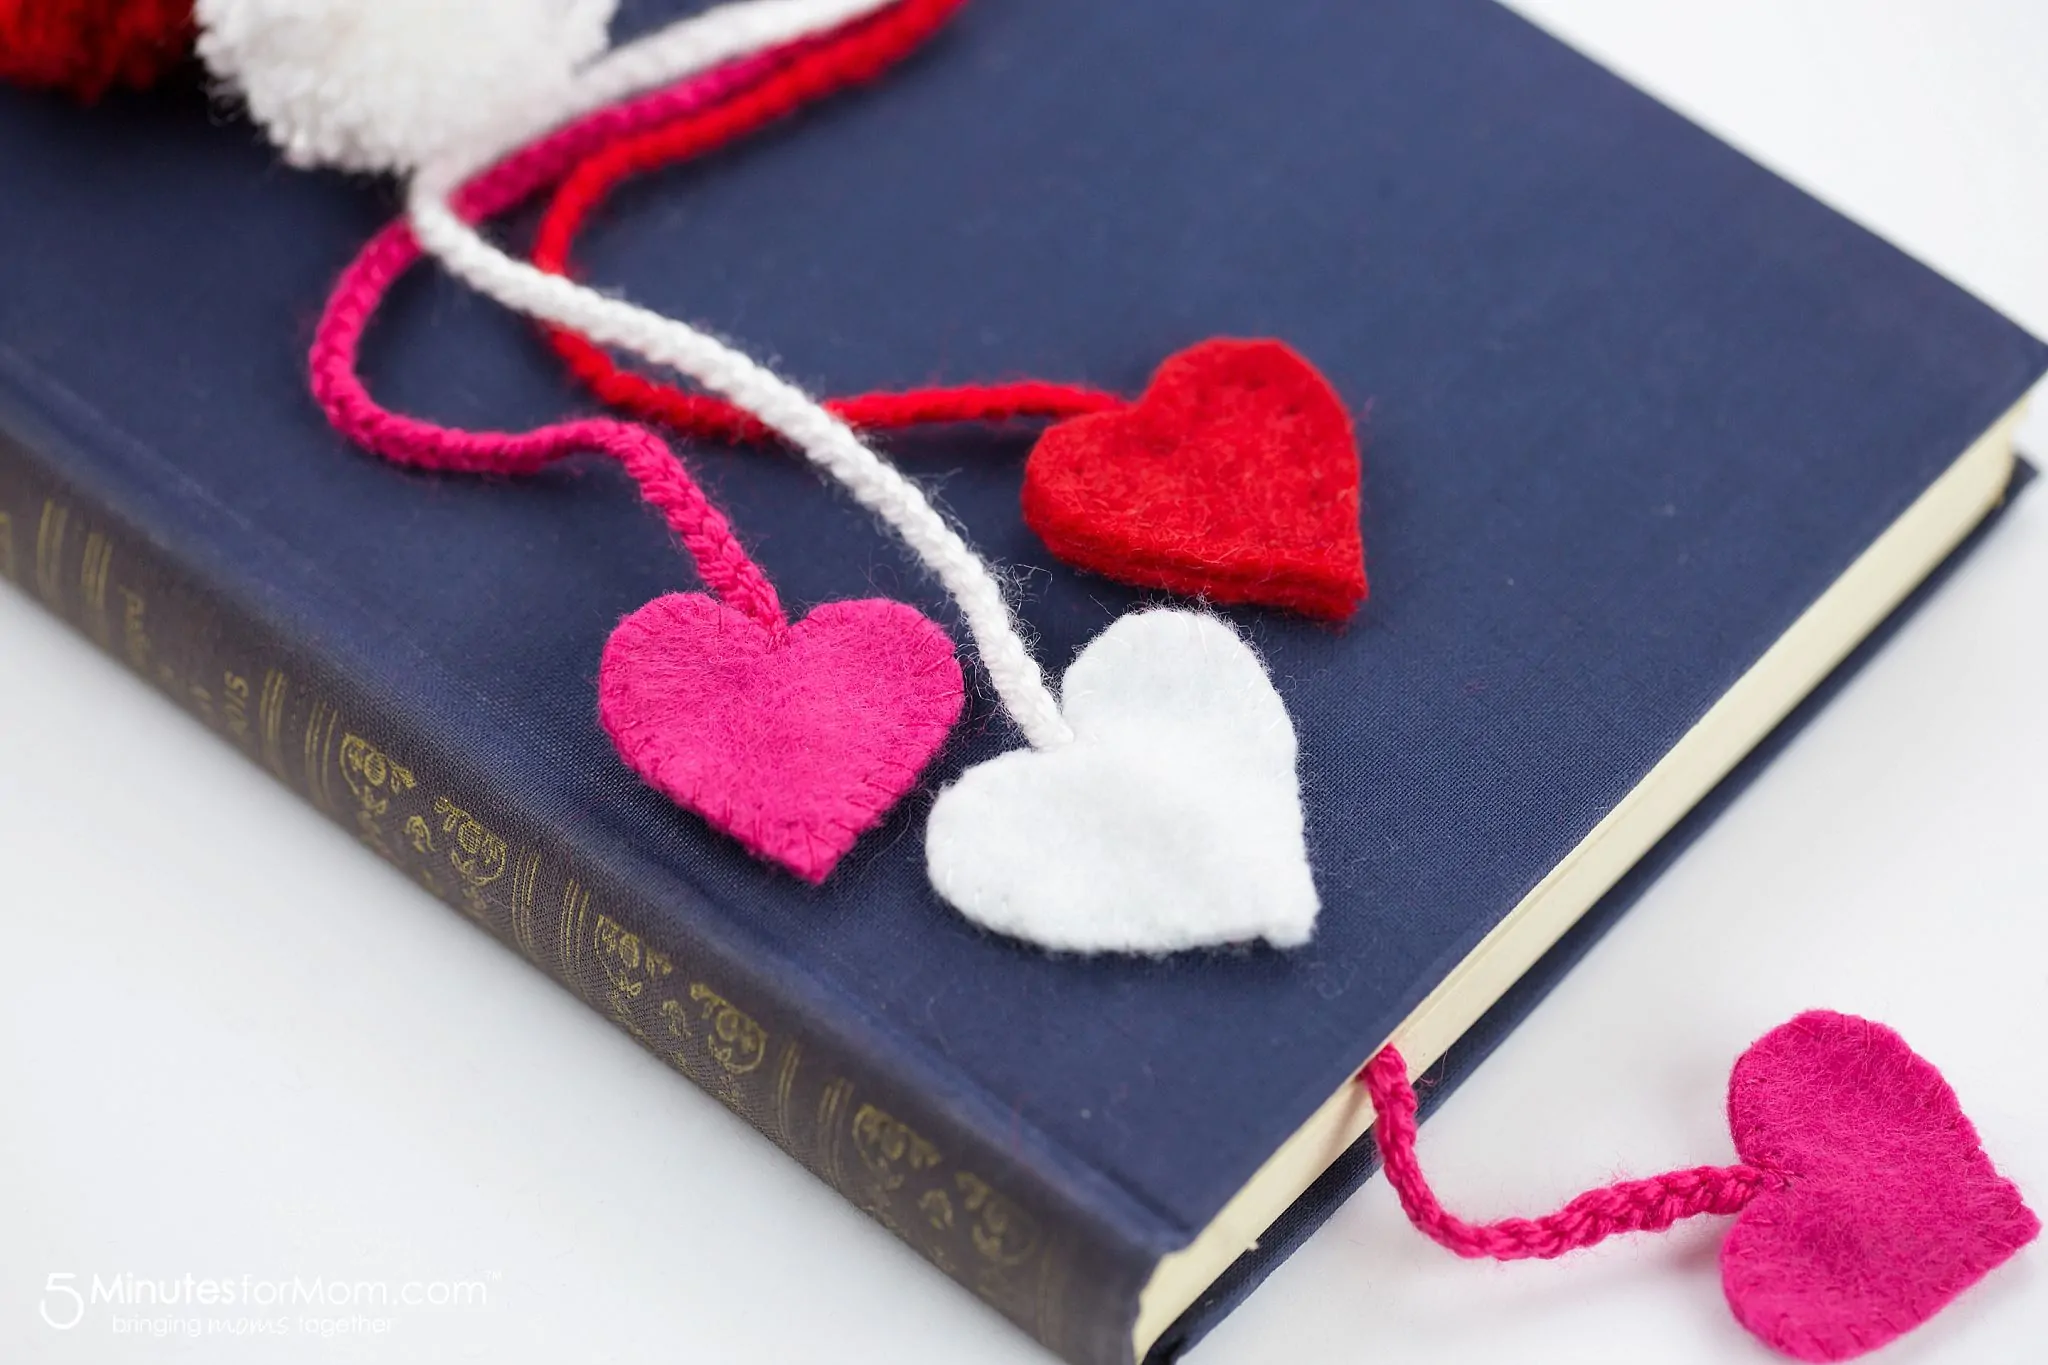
(599, 594, 963, 883)
(1722, 1011, 2039, 1362)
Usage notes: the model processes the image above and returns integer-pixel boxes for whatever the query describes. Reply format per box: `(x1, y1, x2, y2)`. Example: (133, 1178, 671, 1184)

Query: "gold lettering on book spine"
(575, 900, 796, 1140)
(0, 489, 1077, 1343)
(303, 699, 341, 814)
(118, 586, 149, 673)
(431, 797, 508, 925)
(563, 903, 800, 1146)
(558, 876, 591, 990)
(851, 1104, 945, 1199)
(817, 1078, 856, 1195)
(683, 982, 768, 1077)
(338, 732, 417, 858)
(774, 1038, 802, 1148)
(258, 669, 290, 778)
(34, 499, 67, 608)
(535, 886, 1061, 1318)
(653, 978, 750, 1106)
(509, 849, 542, 960)
(220, 669, 253, 747)
(807, 1091, 1051, 1315)
(594, 911, 671, 1041)
(79, 530, 112, 645)
(955, 1172, 1041, 1266)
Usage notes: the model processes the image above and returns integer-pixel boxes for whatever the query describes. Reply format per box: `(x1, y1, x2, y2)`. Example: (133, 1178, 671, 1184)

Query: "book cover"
(0, 1, 2041, 1361)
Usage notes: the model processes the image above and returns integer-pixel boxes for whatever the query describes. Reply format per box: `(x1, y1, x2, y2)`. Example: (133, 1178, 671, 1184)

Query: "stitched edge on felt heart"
(600, 593, 964, 883)
(1721, 1010, 2041, 1362)
(1021, 338, 1368, 620)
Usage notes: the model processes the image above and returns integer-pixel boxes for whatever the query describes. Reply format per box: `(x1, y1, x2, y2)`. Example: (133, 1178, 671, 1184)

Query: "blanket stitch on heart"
(603, 595, 963, 884)
(1360, 1010, 2037, 1362)
(1020, 339, 1367, 620)
(1722, 1011, 2040, 1362)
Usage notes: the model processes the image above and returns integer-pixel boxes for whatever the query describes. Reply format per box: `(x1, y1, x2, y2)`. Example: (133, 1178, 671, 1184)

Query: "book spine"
(0, 421, 1152, 1365)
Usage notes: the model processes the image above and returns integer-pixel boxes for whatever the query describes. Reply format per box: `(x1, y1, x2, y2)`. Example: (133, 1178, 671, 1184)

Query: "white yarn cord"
(409, 1, 1076, 751)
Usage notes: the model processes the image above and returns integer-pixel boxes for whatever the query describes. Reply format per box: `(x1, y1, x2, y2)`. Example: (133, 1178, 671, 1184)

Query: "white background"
(3, 2, 2045, 1362)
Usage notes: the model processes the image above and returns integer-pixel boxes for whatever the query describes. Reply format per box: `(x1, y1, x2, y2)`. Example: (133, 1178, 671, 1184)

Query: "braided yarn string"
(532, 0, 1122, 444)
(1361, 1046, 1773, 1260)
(407, 0, 1076, 750)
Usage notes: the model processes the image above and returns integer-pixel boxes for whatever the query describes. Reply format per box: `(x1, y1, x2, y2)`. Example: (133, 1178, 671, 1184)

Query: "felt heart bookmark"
(312, 127, 967, 883)
(17, 17, 2036, 1363)
(1364, 1011, 2038, 1361)
(29, 0, 1330, 939)
(293, 3, 970, 884)
(195, 0, 1321, 949)
(528, 0, 1370, 621)
(421, 36, 1322, 950)
(285, 1, 983, 887)
(275, 0, 1320, 950)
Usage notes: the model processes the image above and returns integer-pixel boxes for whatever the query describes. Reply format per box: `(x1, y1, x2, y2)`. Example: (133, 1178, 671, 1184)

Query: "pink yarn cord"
(1361, 1047, 1773, 1260)
(308, 45, 819, 632)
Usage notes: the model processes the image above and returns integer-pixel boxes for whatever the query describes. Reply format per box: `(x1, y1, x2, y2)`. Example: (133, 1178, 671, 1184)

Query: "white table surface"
(3, 2, 2045, 1362)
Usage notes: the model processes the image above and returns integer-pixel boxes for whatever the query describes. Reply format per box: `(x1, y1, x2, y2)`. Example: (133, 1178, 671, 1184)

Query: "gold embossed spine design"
(0, 440, 1125, 1365)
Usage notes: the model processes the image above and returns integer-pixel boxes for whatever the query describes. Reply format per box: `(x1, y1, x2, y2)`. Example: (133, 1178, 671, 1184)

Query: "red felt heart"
(1722, 1011, 2039, 1362)
(598, 594, 963, 884)
(1020, 338, 1368, 620)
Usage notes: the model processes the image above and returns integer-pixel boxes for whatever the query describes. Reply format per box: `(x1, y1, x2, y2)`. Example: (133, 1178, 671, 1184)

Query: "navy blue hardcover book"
(1, 2, 2041, 1361)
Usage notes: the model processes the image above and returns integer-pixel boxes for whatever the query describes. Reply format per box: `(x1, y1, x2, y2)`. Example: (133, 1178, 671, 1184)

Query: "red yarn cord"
(531, 0, 1124, 443)
(1360, 1047, 1772, 1260)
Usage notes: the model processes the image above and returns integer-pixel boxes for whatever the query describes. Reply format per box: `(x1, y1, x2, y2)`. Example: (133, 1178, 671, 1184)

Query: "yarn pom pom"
(0, 0, 196, 101)
(194, 0, 619, 173)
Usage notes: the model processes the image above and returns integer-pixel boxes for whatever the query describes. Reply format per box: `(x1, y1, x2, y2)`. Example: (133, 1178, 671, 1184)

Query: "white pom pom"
(196, 0, 621, 174)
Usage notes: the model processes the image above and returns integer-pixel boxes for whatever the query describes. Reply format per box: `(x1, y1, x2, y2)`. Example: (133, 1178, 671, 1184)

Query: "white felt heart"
(926, 610, 1319, 954)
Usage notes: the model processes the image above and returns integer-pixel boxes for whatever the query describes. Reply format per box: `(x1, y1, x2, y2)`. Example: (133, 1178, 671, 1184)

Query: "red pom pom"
(0, 0, 195, 102)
